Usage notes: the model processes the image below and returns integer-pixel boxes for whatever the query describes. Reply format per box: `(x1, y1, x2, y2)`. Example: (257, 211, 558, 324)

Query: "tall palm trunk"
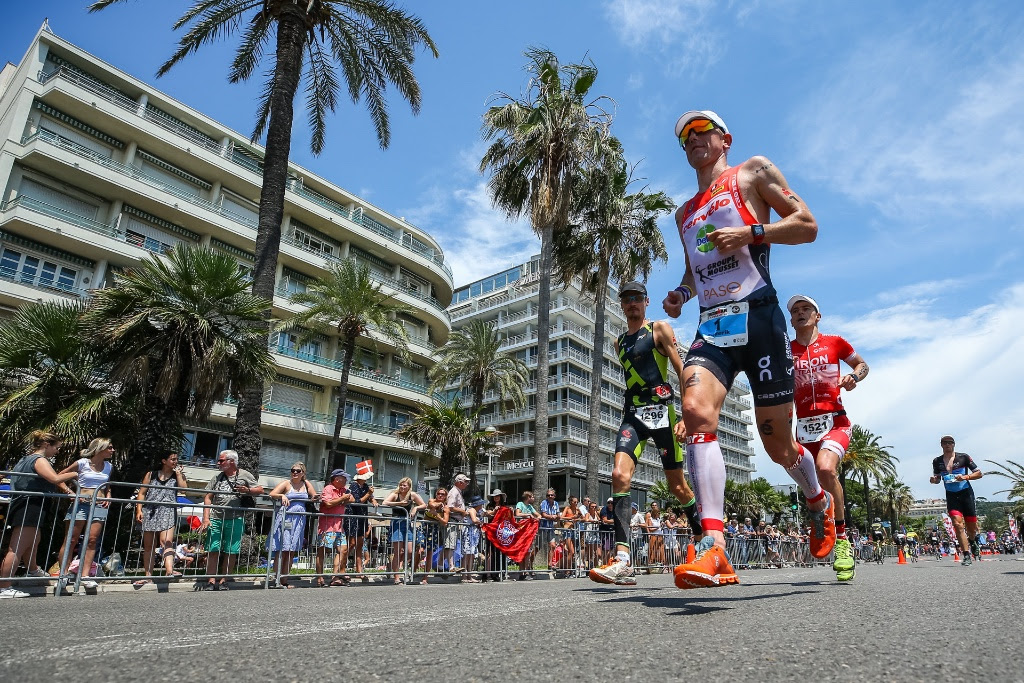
(468, 380, 485, 497)
(585, 259, 610, 502)
(232, 6, 307, 473)
(330, 335, 358, 472)
(533, 225, 553, 495)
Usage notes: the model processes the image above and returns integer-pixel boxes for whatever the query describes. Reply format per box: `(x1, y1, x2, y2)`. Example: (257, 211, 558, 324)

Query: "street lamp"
(481, 426, 503, 495)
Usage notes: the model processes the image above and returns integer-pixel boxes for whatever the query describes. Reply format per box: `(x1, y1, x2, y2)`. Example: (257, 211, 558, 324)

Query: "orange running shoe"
(808, 491, 836, 558)
(673, 544, 738, 589)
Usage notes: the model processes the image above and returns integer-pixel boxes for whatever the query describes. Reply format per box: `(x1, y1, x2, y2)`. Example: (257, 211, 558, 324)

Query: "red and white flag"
(355, 460, 374, 477)
(483, 506, 539, 564)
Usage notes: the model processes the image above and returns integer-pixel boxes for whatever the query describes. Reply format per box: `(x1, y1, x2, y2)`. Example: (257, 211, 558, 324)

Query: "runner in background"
(788, 294, 869, 582)
(931, 436, 983, 565)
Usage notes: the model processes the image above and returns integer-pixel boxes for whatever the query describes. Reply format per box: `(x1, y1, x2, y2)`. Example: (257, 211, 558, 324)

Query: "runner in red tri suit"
(663, 110, 837, 589)
(788, 294, 869, 581)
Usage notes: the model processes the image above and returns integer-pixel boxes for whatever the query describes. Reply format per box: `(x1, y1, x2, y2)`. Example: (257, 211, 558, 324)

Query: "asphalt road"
(1, 557, 1021, 682)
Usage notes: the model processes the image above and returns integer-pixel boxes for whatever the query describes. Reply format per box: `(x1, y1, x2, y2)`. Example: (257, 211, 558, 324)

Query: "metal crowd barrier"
(3, 472, 881, 595)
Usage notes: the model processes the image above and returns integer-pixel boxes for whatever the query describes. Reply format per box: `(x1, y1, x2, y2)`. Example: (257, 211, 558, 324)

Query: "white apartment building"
(0, 25, 452, 488)
(907, 499, 946, 519)
(441, 256, 756, 505)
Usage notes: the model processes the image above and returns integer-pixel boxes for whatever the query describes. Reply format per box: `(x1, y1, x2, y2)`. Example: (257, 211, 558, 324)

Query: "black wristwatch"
(750, 223, 765, 245)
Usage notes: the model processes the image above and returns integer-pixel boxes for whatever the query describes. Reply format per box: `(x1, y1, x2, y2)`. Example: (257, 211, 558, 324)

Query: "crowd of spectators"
(5, 445, 1023, 597)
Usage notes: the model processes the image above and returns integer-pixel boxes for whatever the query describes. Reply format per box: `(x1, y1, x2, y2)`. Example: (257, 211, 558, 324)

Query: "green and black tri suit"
(615, 322, 684, 471)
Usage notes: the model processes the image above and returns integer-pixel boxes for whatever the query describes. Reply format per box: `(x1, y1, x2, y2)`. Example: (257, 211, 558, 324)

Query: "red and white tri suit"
(790, 333, 856, 460)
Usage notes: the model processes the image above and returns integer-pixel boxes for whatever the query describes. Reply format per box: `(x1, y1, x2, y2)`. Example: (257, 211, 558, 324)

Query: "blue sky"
(4, 1, 1023, 502)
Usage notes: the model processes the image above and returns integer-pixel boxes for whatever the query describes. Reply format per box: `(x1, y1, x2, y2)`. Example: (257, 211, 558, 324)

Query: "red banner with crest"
(483, 506, 539, 564)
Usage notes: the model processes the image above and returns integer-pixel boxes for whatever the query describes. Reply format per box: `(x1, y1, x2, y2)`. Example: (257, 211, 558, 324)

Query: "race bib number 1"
(796, 413, 834, 444)
(697, 302, 749, 347)
(636, 404, 669, 430)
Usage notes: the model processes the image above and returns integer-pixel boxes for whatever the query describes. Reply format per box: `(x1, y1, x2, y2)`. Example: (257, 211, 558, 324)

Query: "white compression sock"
(685, 433, 726, 533)
(785, 445, 825, 503)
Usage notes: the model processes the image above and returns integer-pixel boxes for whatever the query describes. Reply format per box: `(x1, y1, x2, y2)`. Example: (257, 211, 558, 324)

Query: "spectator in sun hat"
(345, 472, 374, 582)
(483, 488, 510, 581)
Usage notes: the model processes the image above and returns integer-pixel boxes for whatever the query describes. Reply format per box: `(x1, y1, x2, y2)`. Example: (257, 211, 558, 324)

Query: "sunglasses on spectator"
(290, 468, 304, 474)
(620, 294, 645, 304)
(678, 118, 718, 147)
(217, 459, 229, 464)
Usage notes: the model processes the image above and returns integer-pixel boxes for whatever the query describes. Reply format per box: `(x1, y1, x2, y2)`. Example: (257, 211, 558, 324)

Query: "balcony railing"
(24, 130, 257, 230)
(219, 396, 399, 436)
(38, 65, 452, 281)
(0, 262, 90, 298)
(269, 343, 430, 395)
(277, 234, 448, 317)
(1, 194, 118, 239)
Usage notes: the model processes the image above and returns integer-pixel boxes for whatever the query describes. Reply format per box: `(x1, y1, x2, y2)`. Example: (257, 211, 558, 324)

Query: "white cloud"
(401, 178, 537, 287)
(754, 281, 1024, 500)
(792, 17, 1024, 221)
(602, 0, 723, 75)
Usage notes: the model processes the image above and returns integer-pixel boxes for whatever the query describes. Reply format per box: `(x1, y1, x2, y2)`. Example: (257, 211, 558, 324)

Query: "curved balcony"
(37, 65, 452, 287)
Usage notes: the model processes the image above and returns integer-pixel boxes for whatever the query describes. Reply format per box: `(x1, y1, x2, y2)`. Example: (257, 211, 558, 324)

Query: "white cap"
(674, 110, 730, 138)
(786, 294, 820, 313)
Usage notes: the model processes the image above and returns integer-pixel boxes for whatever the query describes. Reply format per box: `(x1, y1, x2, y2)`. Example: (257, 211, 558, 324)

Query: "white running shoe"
(82, 580, 99, 589)
(26, 568, 50, 578)
(588, 559, 636, 585)
(0, 587, 30, 598)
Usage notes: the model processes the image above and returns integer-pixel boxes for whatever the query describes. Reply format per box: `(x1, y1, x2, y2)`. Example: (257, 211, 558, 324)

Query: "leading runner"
(663, 110, 837, 588)
(788, 294, 869, 581)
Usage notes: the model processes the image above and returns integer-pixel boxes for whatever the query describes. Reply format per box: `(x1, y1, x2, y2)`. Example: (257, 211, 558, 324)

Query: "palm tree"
(396, 396, 476, 490)
(90, 0, 438, 470)
(428, 319, 528, 496)
(875, 474, 913, 527)
(748, 477, 788, 526)
(553, 138, 673, 501)
(840, 425, 897, 524)
(82, 247, 275, 481)
(0, 302, 131, 465)
(282, 259, 410, 469)
(480, 47, 612, 496)
(986, 459, 1024, 517)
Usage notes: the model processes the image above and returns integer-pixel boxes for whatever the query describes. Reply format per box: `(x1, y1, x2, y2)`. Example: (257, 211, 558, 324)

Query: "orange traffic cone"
(953, 548, 960, 562)
(685, 540, 696, 563)
(897, 547, 907, 564)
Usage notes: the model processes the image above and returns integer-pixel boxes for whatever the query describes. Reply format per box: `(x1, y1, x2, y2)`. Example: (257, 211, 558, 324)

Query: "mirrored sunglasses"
(678, 118, 717, 147)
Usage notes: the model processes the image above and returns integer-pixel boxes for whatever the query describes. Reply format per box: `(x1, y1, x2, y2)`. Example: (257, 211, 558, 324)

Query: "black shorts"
(615, 406, 684, 471)
(344, 514, 369, 538)
(684, 301, 794, 407)
(6, 496, 48, 528)
(946, 488, 977, 519)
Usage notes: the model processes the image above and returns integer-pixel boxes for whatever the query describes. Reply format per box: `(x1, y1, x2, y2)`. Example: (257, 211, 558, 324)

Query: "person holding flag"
(345, 469, 375, 581)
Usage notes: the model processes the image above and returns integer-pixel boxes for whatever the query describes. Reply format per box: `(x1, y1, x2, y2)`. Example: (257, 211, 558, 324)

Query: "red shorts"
(799, 413, 852, 460)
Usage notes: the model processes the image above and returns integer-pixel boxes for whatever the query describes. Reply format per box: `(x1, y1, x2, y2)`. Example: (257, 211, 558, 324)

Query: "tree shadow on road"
(584, 589, 819, 616)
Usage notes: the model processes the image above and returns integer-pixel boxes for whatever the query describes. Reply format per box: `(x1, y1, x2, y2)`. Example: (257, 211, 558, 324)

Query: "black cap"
(619, 281, 647, 297)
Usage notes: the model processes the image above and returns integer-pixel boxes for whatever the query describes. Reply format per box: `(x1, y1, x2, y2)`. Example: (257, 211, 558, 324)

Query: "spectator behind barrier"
(1, 431, 76, 599)
(58, 437, 115, 591)
(133, 452, 188, 587)
(201, 450, 263, 591)
(381, 476, 424, 585)
(515, 491, 540, 580)
(316, 469, 354, 587)
(268, 462, 318, 588)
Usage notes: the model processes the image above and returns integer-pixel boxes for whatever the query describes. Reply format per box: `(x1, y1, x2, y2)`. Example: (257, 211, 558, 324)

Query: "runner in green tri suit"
(589, 281, 703, 586)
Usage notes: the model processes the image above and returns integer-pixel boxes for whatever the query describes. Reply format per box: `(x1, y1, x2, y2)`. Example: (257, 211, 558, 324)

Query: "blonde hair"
(291, 461, 306, 478)
(398, 477, 413, 489)
(81, 438, 112, 460)
(29, 430, 62, 450)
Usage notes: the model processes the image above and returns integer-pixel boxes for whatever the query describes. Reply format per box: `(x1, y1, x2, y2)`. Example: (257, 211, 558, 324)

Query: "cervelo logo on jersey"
(695, 255, 739, 283)
(682, 197, 732, 233)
